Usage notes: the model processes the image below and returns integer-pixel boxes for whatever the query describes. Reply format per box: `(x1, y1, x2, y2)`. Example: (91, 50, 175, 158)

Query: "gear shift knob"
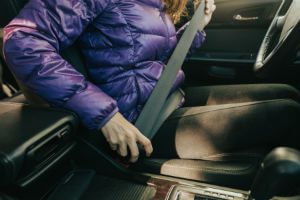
(250, 147, 300, 200)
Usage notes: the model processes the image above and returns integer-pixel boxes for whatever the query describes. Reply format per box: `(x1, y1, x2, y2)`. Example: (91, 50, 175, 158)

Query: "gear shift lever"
(250, 147, 300, 200)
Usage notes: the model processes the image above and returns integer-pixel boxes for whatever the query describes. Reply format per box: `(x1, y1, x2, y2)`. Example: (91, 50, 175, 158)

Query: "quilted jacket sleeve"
(176, 22, 206, 57)
(3, 0, 119, 131)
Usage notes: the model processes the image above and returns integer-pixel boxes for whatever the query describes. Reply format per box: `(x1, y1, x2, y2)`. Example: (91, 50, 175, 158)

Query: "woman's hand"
(204, 0, 216, 27)
(101, 112, 153, 163)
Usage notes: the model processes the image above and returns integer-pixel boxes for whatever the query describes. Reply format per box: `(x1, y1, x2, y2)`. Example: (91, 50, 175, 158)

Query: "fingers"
(111, 132, 128, 157)
(127, 137, 140, 162)
(109, 143, 118, 151)
(136, 132, 153, 157)
(212, 4, 216, 12)
(118, 141, 128, 157)
(103, 131, 117, 151)
(104, 131, 119, 151)
(101, 112, 153, 163)
(205, 0, 216, 15)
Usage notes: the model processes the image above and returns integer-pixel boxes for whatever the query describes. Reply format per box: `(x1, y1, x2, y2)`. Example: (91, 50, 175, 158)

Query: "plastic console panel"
(147, 176, 249, 200)
(168, 184, 249, 200)
(0, 101, 78, 187)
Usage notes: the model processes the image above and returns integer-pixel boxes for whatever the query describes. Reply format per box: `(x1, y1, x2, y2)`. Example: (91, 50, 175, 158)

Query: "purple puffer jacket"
(3, 0, 205, 131)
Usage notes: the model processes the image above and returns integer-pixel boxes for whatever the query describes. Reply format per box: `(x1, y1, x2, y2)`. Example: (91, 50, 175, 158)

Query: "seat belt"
(134, 0, 206, 139)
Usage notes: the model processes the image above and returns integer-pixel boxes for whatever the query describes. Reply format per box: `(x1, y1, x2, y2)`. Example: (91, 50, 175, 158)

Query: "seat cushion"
(3, 93, 28, 104)
(133, 151, 266, 190)
(80, 128, 267, 190)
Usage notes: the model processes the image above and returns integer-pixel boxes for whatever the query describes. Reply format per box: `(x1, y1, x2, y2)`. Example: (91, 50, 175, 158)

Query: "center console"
(0, 101, 78, 188)
(147, 177, 249, 200)
(147, 147, 300, 200)
(169, 185, 248, 200)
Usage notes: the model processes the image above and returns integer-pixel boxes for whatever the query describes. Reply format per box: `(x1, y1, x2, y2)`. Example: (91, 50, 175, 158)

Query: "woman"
(3, 0, 300, 163)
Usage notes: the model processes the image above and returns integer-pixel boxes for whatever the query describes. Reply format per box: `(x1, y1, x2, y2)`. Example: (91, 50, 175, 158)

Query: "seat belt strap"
(135, 0, 206, 139)
(150, 88, 185, 136)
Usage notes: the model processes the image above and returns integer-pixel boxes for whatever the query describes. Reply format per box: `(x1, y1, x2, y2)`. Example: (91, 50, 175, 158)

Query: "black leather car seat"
(0, 0, 266, 190)
(133, 152, 265, 189)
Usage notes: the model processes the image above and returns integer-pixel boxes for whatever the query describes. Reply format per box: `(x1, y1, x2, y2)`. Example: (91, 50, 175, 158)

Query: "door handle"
(233, 14, 259, 21)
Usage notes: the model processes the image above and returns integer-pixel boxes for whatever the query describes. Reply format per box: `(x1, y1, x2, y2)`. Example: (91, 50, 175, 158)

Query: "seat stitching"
(169, 99, 290, 120)
(162, 162, 256, 175)
(146, 159, 257, 174)
(200, 152, 263, 161)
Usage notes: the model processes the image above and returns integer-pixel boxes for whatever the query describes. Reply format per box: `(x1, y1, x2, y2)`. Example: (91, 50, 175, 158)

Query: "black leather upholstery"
(133, 155, 264, 189)
(81, 130, 266, 190)
(251, 147, 300, 199)
(0, 102, 78, 186)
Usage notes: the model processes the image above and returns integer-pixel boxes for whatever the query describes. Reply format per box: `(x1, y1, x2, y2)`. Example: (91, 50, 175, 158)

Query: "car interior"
(1, 0, 300, 199)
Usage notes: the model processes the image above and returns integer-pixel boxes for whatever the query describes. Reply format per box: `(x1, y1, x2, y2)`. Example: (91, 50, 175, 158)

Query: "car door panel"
(211, 0, 281, 27)
(184, 0, 282, 85)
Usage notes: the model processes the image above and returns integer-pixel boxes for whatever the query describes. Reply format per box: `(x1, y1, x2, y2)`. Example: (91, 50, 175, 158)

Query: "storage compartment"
(0, 102, 78, 187)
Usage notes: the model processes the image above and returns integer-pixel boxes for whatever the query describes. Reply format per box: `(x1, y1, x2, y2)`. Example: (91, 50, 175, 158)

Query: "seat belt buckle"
(114, 157, 131, 168)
